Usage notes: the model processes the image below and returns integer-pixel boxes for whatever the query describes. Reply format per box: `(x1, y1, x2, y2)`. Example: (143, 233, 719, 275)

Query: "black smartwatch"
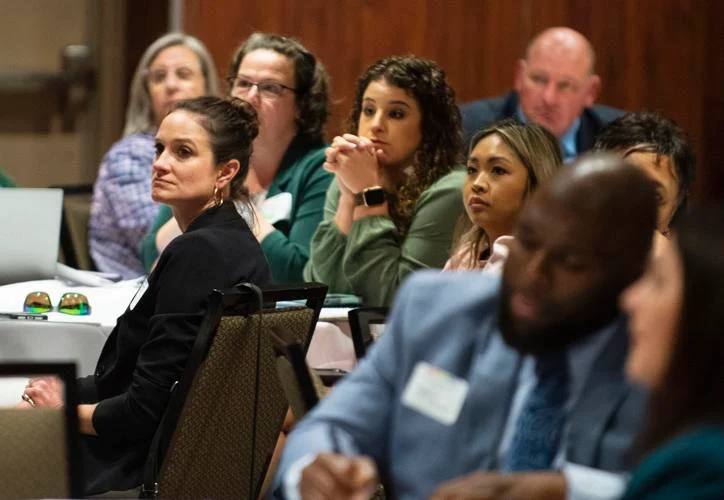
(353, 186, 387, 207)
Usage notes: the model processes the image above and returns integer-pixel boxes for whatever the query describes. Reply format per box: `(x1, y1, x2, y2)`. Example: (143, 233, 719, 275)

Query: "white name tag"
(401, 362, 469, 426)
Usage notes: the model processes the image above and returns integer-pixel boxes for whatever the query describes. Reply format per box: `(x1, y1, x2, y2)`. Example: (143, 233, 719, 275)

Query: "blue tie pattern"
(504, 353, 570, 471)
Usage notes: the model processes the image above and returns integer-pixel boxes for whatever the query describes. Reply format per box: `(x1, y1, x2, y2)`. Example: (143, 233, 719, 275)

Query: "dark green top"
(623, 426, 724, 499)
(0, 168, 16, 187)
(140, 137, 331, 282)
(303, 169, 465, 307)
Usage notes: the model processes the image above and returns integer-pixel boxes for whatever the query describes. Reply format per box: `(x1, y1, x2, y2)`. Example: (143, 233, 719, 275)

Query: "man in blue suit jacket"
(460, 27, 623, 158)
(274, 154, 658, 500)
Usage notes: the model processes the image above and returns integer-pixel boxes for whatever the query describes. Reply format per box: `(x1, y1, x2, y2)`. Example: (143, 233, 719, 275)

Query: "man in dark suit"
(274, 154, 658, 500)
(461, 27, 623, 158)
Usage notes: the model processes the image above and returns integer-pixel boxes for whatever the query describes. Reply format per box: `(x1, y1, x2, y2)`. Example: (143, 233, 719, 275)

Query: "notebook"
(0, 188, 63, 285)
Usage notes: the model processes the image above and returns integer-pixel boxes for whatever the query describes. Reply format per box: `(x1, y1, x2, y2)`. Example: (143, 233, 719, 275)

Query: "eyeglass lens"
(230, 77, 290, 98)
(23, 291, 52, 313)
(23, 291, 91, 315)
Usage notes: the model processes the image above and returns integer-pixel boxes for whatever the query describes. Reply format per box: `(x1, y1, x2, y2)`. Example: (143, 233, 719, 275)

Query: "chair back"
(348, 307, 389, 359)
(0, 363, 82, 498)
(53, 184, 94, 270)
(143, 282, 327, 499)
(270, 326, 325, 420)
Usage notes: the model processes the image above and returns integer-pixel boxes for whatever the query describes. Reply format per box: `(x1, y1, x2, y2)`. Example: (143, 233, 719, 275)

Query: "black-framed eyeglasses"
(227, 76, 296, 99)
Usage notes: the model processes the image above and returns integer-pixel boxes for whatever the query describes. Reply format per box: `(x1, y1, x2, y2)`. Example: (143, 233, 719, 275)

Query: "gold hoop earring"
(213, 186, 224, 207)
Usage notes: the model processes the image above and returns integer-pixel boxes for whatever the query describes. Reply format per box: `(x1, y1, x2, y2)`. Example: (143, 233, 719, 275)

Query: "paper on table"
(260, 192, 292, 225)
(55, 262, 122, 287)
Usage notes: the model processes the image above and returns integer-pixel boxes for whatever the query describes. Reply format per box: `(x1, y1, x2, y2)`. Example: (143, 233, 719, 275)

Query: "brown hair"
(227, 32, 329, 142)
(171, 96, 259, 202)
(636, 204, 724, 456)
(347, 56, 463, 235)
(454, 120, 562, 268)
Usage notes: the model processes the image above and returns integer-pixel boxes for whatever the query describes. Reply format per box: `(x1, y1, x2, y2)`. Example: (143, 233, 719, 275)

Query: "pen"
(0, 312, 48, 321)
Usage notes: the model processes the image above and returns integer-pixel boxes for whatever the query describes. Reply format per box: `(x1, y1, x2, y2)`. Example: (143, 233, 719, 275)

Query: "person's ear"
(585, 74, 601, 107)
(216, 159, 241, 189)
(514, 59, 527, 92)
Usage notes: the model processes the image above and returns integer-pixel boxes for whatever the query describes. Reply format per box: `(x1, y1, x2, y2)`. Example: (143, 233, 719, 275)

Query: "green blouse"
(303, 169, 465, 306)
(623, 426, 724, 499)
(140, 137, 331, 282)
(0, 168, 16, 187)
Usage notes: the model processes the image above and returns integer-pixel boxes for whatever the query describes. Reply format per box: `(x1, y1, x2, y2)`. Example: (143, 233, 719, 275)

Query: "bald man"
(273, 154, 658, 500)
(461, 27, 623, 158)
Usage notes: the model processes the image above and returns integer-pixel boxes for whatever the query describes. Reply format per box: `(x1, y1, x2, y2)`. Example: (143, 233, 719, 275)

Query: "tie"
(504, 352, 570, 471)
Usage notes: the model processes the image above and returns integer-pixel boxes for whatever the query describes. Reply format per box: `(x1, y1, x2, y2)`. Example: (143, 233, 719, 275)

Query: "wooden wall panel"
(124, 0, 169, 110)
(183, 0, 723, 201)
(702, 0, 724, 200)
(184, 0, 529, 135)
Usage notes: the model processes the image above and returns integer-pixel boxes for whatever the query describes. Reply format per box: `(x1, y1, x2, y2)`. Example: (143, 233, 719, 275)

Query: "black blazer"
(460, 91, 624, 153)
(76, 202, 271, 495)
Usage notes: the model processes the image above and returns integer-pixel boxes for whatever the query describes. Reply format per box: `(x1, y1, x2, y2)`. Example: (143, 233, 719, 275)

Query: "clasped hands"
(324, 134, 384, 197)
(299, 453, 566, 500)
(17, 376, 64, 409)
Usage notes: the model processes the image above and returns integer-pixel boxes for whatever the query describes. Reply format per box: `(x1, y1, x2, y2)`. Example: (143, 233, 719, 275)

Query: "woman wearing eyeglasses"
(21, 97, 271, 495)
(89, 33, 219, 280)
(303, 56, 465, 306)
(141, 33, 332, 283)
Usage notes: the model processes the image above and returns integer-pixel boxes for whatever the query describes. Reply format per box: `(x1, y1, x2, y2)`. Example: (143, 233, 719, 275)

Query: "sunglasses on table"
(23, 291, 91, 316)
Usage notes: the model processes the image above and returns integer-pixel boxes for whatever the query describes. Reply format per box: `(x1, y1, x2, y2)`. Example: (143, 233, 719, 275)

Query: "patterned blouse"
(89, 131, 158, 278)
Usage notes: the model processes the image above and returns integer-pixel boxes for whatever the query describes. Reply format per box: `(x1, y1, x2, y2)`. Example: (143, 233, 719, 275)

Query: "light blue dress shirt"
(517, 107, 581, 160)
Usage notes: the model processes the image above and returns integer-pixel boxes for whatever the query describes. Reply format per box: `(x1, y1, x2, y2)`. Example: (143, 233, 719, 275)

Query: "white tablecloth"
(0, 279, 356, 405)
(0, 278, 143, 331)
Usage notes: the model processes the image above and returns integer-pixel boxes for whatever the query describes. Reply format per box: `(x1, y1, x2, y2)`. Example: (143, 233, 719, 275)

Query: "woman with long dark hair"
(304, 56, 465, 306)
(620, 204, 724, 498)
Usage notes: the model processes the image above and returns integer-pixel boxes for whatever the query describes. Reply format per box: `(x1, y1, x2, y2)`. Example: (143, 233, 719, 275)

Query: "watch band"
(354, 186, 387, 207)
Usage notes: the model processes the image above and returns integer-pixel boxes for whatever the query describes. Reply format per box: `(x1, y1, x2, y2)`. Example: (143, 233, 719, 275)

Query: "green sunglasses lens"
(23, 292, 53, 313)
(58, 293, 91, 315)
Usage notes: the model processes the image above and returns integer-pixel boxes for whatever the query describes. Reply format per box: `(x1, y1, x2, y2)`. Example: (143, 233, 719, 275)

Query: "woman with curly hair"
(141, 33, 332, 282)
(303, 56, 465, 306)
(445, 120, 562, 271)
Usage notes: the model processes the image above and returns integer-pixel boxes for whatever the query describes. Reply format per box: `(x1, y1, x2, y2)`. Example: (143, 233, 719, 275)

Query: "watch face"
(364, 188, 386, 206)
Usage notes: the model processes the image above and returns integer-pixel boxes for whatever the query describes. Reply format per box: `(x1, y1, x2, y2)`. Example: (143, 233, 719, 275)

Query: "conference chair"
(348, 307, 389, 360)
(53, 183, 95, 270)
(270, 325, 325, 420)
(141, 282, 327, 499)
(0, 362, 82, 499)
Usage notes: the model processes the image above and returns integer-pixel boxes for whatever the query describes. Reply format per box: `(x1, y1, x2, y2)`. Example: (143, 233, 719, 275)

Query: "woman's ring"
(21, 393, 35, 407)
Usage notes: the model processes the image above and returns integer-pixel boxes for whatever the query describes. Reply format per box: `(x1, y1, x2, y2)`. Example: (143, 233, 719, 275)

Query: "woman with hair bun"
(142, 33, 333, 282)
(21, 96, 270, 495)
(90, 33, 219, 279)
